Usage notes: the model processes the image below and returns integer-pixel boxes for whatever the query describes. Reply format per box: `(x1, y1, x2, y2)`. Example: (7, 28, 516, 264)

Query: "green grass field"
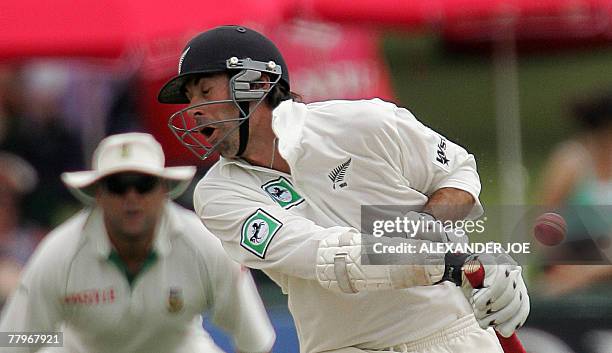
(383, 32, 612, 206)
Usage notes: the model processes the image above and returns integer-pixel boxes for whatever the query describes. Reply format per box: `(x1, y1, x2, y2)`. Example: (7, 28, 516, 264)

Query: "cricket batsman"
(158, 25, 529, 353)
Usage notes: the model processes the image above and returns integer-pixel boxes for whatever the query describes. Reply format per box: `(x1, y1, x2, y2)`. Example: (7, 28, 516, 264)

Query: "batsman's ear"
(253, 73, 272, 89)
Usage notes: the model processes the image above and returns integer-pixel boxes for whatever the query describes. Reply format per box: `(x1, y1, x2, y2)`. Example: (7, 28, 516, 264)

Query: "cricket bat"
(463, 259, 527, 353)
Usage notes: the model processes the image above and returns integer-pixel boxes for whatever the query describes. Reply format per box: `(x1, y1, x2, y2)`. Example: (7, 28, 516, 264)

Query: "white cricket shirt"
(0, 202, 275, 353)
(194, 99, 483, 352)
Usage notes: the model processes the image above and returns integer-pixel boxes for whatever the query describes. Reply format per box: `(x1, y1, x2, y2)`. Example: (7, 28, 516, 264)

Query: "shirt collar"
(217, 99, 307, 176)
(272, 99, 306, 166)
(84, 201, 179, 260)
(217, 156, 289, 177)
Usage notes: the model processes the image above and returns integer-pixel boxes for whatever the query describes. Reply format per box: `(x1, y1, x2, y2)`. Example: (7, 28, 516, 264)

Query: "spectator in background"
(0, 152, 45, 309)
(0, 64, 83, 228)
(0, 66, 25, 145)
(538, 89, 612, 296)
(106, 75, 146, 135)
(0, 65, 29, 157)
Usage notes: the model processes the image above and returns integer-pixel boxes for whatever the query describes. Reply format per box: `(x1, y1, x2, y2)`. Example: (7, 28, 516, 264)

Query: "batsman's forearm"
(423, 187, 475, 221)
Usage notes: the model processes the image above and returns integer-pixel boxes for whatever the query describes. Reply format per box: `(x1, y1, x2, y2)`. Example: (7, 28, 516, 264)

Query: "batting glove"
(465, 253, 530, 338)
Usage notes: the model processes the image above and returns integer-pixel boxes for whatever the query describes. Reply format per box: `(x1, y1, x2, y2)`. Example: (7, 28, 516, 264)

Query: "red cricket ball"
(533, 212, 567, 246)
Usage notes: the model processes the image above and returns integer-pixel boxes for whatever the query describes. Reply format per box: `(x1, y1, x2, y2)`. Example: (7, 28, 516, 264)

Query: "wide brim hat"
(61, 132, 196, 204)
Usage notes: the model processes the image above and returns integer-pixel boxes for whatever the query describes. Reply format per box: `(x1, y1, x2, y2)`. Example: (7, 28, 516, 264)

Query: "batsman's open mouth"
(200, 127, 215, 138)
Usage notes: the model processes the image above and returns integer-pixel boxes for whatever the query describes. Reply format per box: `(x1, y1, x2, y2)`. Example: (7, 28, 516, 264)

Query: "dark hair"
(572, 90, 612, 130)
(266, 82, 302, 108)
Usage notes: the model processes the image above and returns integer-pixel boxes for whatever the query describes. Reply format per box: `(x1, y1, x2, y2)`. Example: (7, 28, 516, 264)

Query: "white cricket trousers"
(322, 314, 504, 353)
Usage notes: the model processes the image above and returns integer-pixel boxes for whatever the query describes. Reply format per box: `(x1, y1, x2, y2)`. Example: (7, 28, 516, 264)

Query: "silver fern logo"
(178, 47, 190, 74)
(328, 158, 351, 189)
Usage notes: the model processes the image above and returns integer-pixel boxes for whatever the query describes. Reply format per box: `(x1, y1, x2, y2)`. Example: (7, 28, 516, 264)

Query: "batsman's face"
(96, 173, 166, 242)
(183, 74, 241, 158)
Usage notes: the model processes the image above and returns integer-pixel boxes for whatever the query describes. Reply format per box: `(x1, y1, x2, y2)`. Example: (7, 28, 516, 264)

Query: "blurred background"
(2, 0, 612, 352)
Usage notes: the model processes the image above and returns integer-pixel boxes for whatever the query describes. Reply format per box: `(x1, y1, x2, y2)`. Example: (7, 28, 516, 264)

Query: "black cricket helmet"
(158, 25, 290, 160)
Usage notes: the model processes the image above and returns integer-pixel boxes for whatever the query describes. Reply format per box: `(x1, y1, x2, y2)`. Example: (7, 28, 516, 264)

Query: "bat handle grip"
(463, 260, 527, 353)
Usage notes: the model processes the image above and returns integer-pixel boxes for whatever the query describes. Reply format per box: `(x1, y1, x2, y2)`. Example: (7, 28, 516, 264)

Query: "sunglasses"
(101, 174, 160, 195)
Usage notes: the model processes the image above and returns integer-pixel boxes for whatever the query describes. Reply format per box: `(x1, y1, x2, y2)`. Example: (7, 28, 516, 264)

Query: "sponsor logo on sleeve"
(262, 177, 304, 209)
(241, 209, 283, 259)
(434, 137, 450, 171)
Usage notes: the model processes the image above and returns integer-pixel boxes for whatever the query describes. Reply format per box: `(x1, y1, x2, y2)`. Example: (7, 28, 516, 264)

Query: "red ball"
(534, 212, 567, 246)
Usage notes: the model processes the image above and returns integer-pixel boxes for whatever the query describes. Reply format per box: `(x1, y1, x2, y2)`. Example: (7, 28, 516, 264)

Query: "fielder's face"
(183, 74, 242, 158)
(96, 173, 166, 242)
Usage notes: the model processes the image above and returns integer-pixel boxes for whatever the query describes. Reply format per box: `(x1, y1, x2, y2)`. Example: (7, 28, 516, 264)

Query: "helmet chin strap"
(236, 101, 250, 156)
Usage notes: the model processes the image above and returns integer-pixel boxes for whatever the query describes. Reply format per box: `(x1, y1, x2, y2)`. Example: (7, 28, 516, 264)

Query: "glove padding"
(462, 252, 530, 338)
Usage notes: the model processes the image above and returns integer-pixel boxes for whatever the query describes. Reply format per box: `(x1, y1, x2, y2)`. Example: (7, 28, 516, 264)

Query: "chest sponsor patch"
(262, 176, 304, 209)
(63, 288, 116, 305)
(241, 209, 282, 259)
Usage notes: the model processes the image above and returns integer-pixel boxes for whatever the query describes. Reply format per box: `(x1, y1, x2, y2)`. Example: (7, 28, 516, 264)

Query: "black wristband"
(440, 252, 471, 286)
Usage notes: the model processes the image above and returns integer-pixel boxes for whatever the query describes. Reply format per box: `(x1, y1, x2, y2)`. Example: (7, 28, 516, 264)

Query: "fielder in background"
(0, 152, 43, 310)
(158, 26, 529, 353)
(0, 133, 275, 353)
